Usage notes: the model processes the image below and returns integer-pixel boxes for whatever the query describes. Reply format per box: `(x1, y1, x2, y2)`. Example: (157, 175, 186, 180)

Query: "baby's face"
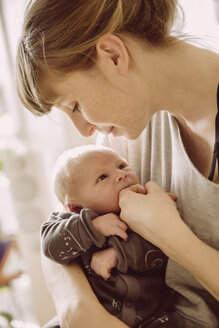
(74, 149, 139, 215)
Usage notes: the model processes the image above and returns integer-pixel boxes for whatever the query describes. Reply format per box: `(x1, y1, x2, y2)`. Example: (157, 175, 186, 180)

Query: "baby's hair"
(53, 144, 115, 209)
(16, 0, 178, 116)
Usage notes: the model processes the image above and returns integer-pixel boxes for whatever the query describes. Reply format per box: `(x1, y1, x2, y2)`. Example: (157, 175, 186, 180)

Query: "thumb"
(145, 181, 163, 194)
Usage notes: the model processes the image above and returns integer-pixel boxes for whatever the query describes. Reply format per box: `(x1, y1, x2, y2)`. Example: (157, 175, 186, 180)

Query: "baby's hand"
(91, 247, 118, 279)
(92, 213, 128, 240)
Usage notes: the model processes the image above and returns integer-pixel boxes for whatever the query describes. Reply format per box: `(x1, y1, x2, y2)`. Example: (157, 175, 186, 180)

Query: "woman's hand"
(119, 181, 219, 300)
(119, 181, 191, 260)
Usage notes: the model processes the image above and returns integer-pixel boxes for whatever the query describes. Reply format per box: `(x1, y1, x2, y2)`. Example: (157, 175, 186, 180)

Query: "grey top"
(100, 110, 219, 328)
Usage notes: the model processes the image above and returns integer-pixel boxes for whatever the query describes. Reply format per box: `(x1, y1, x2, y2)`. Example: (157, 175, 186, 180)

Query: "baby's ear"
(68, 200, 83, 213)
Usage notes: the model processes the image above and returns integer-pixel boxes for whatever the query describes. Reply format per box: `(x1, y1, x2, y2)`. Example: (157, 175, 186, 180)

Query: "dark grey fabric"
(41, 208, 174, 327)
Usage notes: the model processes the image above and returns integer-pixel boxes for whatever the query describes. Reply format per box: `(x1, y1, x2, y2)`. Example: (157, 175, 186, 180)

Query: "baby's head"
(53, 145, 139, 215)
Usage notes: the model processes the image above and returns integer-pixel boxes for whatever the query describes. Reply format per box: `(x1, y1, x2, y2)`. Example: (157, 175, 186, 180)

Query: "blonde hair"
(53, 144, 114, 208)
(16, 0, 178, 116)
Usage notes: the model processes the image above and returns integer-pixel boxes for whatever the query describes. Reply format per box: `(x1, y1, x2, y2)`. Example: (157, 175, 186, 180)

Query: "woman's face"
(43, 41, 154, 139)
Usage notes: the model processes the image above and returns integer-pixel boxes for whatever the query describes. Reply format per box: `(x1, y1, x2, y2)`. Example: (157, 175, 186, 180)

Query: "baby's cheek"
(107, 195, 120, 213)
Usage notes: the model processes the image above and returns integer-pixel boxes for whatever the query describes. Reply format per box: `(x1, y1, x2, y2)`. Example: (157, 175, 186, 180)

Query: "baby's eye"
(119, 163, 126, 170)
(97, 174, 107, 182)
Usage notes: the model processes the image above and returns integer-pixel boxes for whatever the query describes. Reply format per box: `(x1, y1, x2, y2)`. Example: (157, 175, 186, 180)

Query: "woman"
(16, 0, 219, 327)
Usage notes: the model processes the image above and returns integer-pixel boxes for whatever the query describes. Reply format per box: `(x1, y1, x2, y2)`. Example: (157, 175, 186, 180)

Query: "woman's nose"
(115, 170, 127, 182)
(70, 114, 96, 137)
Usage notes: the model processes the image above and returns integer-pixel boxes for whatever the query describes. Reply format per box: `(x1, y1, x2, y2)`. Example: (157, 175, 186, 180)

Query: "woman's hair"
(53, 144, 114, 208)
(16, 0, 178, 116)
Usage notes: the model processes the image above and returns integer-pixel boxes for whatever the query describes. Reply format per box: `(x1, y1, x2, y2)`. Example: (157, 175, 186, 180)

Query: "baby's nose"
(115, 170, 127, 182)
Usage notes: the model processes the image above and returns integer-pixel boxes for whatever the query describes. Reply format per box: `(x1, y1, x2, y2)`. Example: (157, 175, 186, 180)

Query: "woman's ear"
(96, 34, 129, 75)
(68, 200, 83, 213)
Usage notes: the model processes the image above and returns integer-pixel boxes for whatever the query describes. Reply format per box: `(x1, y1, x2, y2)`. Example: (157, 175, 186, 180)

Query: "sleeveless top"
(100, 102, 219, 327)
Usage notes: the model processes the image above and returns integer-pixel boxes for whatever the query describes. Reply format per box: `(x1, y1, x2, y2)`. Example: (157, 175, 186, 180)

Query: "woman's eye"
(72, 103, 79, 113)
(97, 174, 107, 182)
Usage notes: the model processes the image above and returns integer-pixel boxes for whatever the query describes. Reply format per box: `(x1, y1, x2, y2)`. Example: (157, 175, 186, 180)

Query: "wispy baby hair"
(53, 144, 113, 208)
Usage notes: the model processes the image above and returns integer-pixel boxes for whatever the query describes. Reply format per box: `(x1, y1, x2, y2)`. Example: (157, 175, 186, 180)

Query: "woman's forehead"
(40, 70, 74, 104)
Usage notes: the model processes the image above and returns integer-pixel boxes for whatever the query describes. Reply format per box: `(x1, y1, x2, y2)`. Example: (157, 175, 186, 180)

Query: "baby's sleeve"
(41, 208, 106, 264)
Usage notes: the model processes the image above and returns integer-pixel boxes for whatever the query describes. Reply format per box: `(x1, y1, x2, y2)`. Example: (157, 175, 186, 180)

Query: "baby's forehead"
(82, 149, 124, 163)
(76, 149, 127, 177)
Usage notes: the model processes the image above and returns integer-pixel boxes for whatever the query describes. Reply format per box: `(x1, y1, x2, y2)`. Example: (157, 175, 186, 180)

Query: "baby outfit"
(41, 208, 174, 328)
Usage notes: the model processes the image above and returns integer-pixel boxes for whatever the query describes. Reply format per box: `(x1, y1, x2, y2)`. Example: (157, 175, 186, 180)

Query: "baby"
(41, 145, 175, 328)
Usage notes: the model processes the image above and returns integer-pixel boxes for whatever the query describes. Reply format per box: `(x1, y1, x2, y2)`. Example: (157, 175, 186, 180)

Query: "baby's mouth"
(119, 181, 134, 193)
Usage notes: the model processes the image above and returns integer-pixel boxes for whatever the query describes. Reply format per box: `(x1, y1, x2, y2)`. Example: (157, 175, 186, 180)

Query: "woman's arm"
(119, 181, 219, 301)
(41, 254, 129, 328)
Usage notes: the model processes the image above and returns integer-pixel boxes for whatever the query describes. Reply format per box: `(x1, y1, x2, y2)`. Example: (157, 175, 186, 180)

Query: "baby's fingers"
(117, 220, 128, 231)
(115, 227, 128, 241)
(101, 269, 111, 279)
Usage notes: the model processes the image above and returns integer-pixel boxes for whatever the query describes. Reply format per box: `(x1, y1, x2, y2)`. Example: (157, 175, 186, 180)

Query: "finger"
(90, 260, 99, 275)
(116, 228, 128, 241)
(99, 265, 111, 279)
(102, 270, 110, 279)
(145, 180, 163, 194)
(109, 213, 120, 220)
(112, 226, 128, 240)
(117, 220, 128, 231)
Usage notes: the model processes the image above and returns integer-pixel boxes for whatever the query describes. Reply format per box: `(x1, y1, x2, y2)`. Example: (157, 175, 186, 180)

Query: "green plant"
(0, 311, 13, 327)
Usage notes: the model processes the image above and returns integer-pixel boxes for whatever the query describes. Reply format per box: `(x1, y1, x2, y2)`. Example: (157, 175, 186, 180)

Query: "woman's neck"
(137, 39, 219, 181)
(150, 41, 219, 120)
(159, 41, 219, 181)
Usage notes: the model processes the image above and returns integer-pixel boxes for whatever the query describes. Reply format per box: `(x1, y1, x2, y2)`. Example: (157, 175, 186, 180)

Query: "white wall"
(0, 1, 96, 325)
(179, 0, 219, 52)
(1, 0, 97, 208)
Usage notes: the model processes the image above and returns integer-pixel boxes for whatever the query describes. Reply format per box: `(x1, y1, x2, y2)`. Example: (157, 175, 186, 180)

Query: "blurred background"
(0, 0, 218, 327)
